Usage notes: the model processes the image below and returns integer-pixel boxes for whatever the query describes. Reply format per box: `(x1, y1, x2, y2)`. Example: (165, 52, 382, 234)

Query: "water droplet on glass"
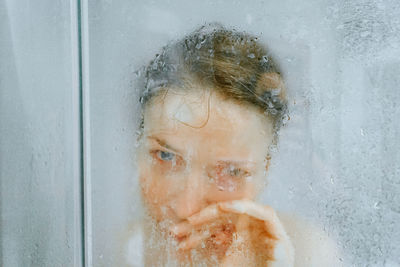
(308, 183, 313, 192)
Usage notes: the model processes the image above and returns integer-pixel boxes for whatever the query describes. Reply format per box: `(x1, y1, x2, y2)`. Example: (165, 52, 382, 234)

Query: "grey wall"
(0, 0, 82, 266)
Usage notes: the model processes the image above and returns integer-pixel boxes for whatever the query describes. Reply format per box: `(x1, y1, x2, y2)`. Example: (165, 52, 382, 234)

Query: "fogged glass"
(88, 0, 399, 266)
(0, 1, 82, 266)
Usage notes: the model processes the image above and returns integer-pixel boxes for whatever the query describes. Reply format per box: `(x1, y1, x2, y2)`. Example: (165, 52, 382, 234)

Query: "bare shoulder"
(124, 221, 144, 267)
(277, 212, 345, 267)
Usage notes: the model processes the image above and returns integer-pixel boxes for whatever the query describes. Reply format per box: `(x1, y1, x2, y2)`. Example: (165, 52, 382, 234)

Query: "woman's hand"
(169, 199, 294, 266)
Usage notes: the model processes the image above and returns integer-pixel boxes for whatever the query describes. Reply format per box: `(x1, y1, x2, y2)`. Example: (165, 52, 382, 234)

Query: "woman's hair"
(137, 23, 288, 142)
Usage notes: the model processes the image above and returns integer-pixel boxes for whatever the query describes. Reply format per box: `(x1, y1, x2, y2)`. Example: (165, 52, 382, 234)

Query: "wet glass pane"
(0, 0, 83, 266)
(87, 0, 400, 266)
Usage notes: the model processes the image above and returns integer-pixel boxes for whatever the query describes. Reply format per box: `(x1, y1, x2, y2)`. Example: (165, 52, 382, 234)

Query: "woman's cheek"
(139, 159, 161, 210)
(140, 175, 165, 220)
(206, 177, 258, 202)
(140, 167, 180, 215)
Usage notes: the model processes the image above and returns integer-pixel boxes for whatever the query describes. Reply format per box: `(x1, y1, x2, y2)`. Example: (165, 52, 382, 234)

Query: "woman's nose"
(174, 170, 207, 219)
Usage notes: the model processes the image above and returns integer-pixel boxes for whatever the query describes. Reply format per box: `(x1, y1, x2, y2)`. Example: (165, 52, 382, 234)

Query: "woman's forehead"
(143, 90, 273, 158)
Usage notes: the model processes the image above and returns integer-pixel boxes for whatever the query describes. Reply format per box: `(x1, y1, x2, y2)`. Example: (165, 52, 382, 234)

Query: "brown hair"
(138, 23, 288, 141)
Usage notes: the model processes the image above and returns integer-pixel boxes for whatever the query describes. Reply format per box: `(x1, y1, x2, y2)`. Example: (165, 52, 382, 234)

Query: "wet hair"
(137, 22, 288, 142)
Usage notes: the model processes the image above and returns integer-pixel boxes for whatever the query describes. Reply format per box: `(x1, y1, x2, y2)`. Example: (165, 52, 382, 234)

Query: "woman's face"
(138, 87, 274, 224)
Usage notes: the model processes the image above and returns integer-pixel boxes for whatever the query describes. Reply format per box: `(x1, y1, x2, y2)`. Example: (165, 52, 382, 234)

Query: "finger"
(187, 203, 222, 226)
(178, 225, 235, 251)
(235, 212, 251, 231)
(218, 200, 274, 221)
(218, 200, 281, 239)
(170, 203, 228, 237)
(178, 229, 210, 250)
(169, 221, 192, 237)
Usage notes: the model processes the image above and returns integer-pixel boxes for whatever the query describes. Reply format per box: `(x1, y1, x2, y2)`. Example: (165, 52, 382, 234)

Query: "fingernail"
(170, 222, 192, 236)
(218, 202, 233, 209)
(178, 240, 188, 250)
(169, 225, 179, 235)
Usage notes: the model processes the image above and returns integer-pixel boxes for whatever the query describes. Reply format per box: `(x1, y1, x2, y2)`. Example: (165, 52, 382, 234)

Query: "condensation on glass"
(1, 0, 399, 266)
(87, 1, 400, 266)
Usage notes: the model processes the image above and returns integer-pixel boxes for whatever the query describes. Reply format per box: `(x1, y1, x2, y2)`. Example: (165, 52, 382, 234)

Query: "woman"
(127, 23, 340, 266)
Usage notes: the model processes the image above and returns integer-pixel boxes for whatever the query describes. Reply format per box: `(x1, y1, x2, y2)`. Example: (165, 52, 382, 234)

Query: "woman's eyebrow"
(147, 136, 182, 154)
(216, 159, 257, 169)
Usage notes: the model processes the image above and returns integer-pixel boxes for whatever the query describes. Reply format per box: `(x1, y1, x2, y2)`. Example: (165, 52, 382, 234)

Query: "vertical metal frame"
(79, 0, 93, 266)
(70, 0, 84, 266)
(71, 0, 92, 266)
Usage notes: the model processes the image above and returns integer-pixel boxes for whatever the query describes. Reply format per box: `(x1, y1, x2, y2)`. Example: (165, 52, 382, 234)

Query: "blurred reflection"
(128, 23, 340, 266)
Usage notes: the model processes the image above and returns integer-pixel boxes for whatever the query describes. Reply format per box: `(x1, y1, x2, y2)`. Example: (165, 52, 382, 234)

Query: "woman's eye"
(150, 149, 184, 171)
(156, 150, 176, 162)
(212, 164, 250, 179)
(228, 168, 243, 177)
(227, 167, 249, 178)
(208, 164, 250, 192)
